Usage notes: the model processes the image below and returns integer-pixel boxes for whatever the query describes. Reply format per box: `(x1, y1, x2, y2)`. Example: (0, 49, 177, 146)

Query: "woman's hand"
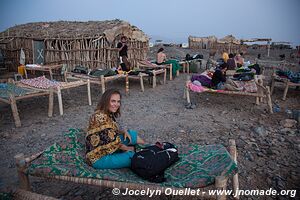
(119, 144, 134, 152)
(123, 130, 132, 143)
(118, 129, 132, 143)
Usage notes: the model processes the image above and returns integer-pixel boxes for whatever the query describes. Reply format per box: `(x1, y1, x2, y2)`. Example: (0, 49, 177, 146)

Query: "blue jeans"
(92, 130, 138, 169)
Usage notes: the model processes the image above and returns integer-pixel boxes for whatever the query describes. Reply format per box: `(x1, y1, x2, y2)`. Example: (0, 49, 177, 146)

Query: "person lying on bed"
(211, 63, 228, 89)
(85, 89, 145, 169)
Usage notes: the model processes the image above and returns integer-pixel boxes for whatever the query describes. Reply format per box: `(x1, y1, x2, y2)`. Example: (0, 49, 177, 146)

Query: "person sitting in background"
(156, 48, 167, 65)
(206, 51, 218, 69)
(227, 53, 237, 70)
(211, 63, 228, 89)
(222, 51, 229, 63)
(235, 53, 244, 67)
(86, 89, 145, 169)
(156, 47, 181, 77)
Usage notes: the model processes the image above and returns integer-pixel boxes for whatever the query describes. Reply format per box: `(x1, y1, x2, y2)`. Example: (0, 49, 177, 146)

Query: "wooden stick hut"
(0, 19, 149, 72)
(188, 35, 247, 54)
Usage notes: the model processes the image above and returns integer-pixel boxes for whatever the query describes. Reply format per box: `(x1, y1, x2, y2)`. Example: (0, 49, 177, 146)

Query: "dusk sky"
(1, 0, 299, 46)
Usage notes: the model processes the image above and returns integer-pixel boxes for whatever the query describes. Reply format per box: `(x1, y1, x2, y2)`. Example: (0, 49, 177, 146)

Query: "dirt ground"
(0, 47, 299, 199)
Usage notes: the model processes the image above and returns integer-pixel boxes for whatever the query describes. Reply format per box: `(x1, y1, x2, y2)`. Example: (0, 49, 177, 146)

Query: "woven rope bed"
(15, 129, 239, 199)
(184, 75, 273, 114)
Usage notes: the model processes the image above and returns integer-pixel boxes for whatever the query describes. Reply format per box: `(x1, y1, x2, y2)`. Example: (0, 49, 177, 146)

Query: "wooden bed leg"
(282, 80, 289, 100)
(24, 68, 28, 79)
(256, 77, 263, 105)
(87, 79, 92, 105)
(57, 86, 63, 116)
(125, 74, 129, 95)
(169, 64, 173, 80)
(266, 86, 273, 114)
(100, 75, 105, 94)
(215, 176, 228, 200)
(139, 74, 144, 92)
(9, 93, 21, 127)
(153, 73, 157, 88)
(14, 153, 31, 191)
(48, 88, 54, 117)
(64, 71, 68, 83)
(49, 69, 54, 80)
(185, 76, 191, 102)
(163, 69, 167, 84)
(229, 139, 239, 200)
(270, 75, 275, 95)
(255, 97, 260, 105)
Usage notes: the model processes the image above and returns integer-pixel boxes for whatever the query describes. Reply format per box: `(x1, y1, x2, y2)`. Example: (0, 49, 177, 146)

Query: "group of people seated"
(191, 51, 260, 92)
(222, 51, 245, 69)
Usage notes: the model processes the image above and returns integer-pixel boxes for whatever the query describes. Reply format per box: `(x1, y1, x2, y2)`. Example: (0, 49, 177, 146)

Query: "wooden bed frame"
(184, 75, 273, 114)
(65, 69, 166, 94)
(137, 61, 175, 80)
(270, 74, 300, 100)
(14, 139, 239, 200)
(16, 79, 91, 116)
(0, 81, 53, 127)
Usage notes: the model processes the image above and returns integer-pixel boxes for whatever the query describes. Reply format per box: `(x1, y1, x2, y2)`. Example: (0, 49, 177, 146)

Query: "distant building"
(188, 35, 245, 54)
(188, 35, 217, 49)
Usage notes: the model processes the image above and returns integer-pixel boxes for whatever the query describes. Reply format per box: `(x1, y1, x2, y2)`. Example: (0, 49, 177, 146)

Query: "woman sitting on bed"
(156, 48, 167, 65)
(85, 89, 145, 169)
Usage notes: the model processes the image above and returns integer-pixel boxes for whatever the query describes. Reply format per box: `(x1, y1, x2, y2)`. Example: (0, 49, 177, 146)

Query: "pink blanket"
(20, 76, 62, 89)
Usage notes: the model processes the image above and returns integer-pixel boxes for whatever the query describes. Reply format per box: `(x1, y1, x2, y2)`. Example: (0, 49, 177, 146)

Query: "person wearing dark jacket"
(227, 53, 236, 70)
(211, 63, 228, 89)
(117, 36, 130, 71)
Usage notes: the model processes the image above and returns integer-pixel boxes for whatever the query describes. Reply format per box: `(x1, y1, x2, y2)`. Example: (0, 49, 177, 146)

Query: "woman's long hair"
(96, 89, 121, 117)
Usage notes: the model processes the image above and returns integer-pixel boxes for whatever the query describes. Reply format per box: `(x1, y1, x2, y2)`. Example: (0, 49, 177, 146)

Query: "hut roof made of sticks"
(1, 19, 149, 43)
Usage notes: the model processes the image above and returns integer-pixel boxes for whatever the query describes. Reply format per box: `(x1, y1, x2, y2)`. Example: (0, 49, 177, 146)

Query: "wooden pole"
(14, 153, 31, 191)
(229, 139, 239, 200)
(152, 73, 157, 88)
(56, 86, 63, 115)
(270, 74, 275, 95)
(267, 41, 270, 57)
(169, 64, 173, 80)
(163, 68, 167, 84)
(101, 75, 105, 94)
(125, 74, 129, 95)
(266, 86, 273, 114)
(48, 88, 54, 117)
(185, 76, 191, 103)
(9, 93, 21, 127)
(87, 79, 92, 105)
(282, 79, 289, 100)
(139, 74, 144, 92)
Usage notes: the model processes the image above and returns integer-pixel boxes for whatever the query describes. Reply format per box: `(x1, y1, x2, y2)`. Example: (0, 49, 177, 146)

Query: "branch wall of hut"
(44, 37, 148, 71)
(1, 38, 34, 71)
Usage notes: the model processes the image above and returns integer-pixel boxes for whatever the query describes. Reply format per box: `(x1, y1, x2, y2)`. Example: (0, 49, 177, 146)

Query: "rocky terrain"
(0, 47, 299, 199)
